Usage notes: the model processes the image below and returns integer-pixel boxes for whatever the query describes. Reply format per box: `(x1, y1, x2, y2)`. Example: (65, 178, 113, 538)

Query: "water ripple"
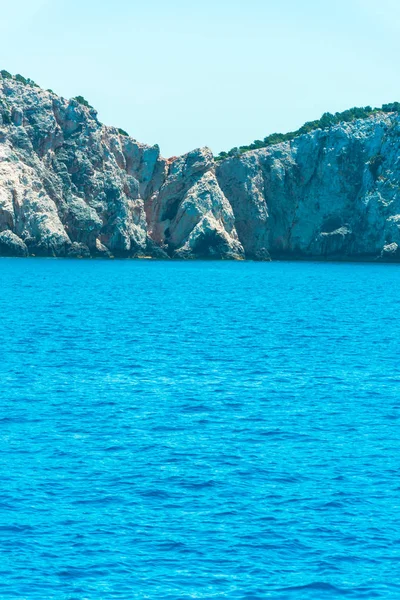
(0, 258, 399, 598)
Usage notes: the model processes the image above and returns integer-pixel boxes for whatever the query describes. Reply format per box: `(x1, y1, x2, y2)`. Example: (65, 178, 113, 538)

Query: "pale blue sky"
(2, 0, 400, 157)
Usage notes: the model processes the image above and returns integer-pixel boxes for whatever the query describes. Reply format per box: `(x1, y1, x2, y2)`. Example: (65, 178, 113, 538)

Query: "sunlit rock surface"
(1, 74, 400, 261)
(216, 115, 400, 261)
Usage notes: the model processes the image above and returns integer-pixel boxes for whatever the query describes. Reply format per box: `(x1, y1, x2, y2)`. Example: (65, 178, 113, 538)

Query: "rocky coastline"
(1, 73, 400, 262)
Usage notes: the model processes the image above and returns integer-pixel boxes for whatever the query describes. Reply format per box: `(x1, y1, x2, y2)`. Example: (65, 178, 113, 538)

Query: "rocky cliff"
(1, 73, 400, 261)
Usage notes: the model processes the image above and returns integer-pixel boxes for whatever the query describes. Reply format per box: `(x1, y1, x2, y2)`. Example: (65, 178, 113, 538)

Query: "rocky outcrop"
(0, 75, 243, 259)
(145, 148, 242, 259)
(0, 230, 28, 256)
(216, 114, 400, 261)
(2, 72, 400, 261)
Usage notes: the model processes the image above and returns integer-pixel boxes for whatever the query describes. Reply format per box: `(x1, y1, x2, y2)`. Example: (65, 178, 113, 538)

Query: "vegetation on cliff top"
(215, 103, 400, 161)
(0, 70, 131, 138)
(73, 95, 93, 109)
(1, 70, 38, 88)
(2, 70, 400, 163)
(117, 128, 129, 137)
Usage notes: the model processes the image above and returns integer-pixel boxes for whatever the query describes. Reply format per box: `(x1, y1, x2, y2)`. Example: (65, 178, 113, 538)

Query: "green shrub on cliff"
(74, 95, 93, 109)
(382, 102, 400, 112)
(215, 103, 400, 161)
(15, 74, 28, 85)
(27, 79, 39, 88)
(1, 71, 39, 87)
(227, 147, 240, 157)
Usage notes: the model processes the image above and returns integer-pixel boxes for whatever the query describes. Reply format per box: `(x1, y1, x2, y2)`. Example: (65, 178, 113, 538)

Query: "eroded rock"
(3, 74, 400, 262)
(0, 230, 28, 256)
(0, 77, 242, 260)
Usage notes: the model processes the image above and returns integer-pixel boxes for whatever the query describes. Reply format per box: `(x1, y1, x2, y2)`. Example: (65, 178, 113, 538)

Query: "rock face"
(1, 73, 400, 261)
(0, 76, 243, 260)
(0, 230, 28, 257)
(216, 115, 400, 261)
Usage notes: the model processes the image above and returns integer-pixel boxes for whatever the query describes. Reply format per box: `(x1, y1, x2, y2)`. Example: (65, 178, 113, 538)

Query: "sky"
(2, 0, 400, 157)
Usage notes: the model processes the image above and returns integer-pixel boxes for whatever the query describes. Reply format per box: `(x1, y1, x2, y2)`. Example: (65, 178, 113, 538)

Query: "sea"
(0, 258, 399, 599)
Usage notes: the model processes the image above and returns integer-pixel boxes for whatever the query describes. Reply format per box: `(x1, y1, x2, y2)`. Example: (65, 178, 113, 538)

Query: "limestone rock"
(380, 242, 400, 261)
(3, 72, 400, 262)
(0, 76, 242, 260)
(0, 230, 28, 256)
(146, 148, 243, 259)
(216, 114, 400, 261)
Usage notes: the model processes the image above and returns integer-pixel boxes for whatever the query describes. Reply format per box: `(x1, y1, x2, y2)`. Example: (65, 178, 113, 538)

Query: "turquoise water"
(1, 258, 400, 599)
